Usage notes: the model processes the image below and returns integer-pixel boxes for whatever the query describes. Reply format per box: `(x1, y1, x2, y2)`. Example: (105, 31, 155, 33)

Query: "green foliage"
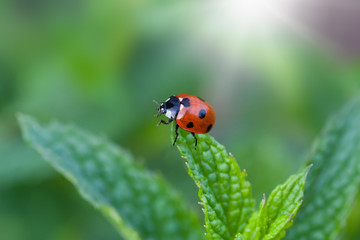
(2, 0, 360, 238)
(285, 97, 360, 240)
(242, 166, 311, 240)
(18, 114, 203, 240)
(173, 125, 310, 240)
(173, 125, 255, 239)
(17, 95, 360, 240)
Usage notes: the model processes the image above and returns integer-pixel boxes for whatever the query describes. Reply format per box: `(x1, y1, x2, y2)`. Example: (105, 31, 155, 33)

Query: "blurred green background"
(0, 0, 359, 239)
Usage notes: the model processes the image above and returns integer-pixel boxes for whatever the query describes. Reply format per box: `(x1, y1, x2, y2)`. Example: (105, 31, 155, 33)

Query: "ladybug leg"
(173, 124, 179, 146)
(157, 119, 173, 126)
(191, 132, 197, 150)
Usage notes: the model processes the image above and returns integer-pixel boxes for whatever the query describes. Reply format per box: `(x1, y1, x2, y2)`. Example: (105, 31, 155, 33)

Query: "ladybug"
(155, 94, 216, 149)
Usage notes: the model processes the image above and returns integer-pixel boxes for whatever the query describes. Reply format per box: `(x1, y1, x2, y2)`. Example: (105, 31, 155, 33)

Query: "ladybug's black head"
(158, 102, 166, 114)
(157, 96, 180, 120)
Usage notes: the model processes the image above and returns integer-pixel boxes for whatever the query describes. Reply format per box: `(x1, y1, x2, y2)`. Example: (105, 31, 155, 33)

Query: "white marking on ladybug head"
(165, 110, 173, 119)
(165, 108, 177, 119)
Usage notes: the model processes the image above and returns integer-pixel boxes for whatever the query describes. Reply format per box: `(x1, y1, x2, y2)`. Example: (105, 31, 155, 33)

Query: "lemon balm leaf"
(261, 166, 311, 240)
(242, 166, 311, 240)
(18, 114, 204, 240)
(285, 97, 360, 240)
(173, 125, 255, 240)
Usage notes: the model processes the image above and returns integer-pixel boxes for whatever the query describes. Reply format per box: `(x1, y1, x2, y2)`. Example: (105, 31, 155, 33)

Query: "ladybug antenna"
(153, 99, 162, 117)
(153, 99, 160, 106)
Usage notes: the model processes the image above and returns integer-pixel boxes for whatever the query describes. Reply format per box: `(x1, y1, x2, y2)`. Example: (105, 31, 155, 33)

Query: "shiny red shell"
(175, 94, 216, 134)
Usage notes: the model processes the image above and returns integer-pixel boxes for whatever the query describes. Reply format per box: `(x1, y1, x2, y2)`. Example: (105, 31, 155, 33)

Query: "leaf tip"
(16, 112, 30, 126)
(16, 113, 39, 143)
(287, 212, 294, 222)
(262, 193, 267, 205)
(305, 164, 313, 178)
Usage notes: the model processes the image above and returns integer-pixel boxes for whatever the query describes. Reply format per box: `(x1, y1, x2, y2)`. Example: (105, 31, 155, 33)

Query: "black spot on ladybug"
(197, 96, 206, 102)
(186, 122, 194, 128)
(199, 109, 206, 119)
(181, 98, 190, 107)
(206, 124, 213, 133)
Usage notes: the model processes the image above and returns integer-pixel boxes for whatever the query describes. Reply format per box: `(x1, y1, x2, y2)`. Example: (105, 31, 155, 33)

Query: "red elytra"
(175, 94, 216, 134)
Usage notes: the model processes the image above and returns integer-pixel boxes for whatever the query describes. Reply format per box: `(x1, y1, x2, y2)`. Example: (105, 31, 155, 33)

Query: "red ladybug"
(156, 94, 216, 149)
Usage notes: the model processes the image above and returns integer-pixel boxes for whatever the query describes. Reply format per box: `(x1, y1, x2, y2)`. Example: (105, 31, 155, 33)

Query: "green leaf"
(242, 166, 311, 240)
(285, 97, 360, 240)
(235, 233, 246, 240)
(173, 124, 255, 240)
(18, 114, 204, 240)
